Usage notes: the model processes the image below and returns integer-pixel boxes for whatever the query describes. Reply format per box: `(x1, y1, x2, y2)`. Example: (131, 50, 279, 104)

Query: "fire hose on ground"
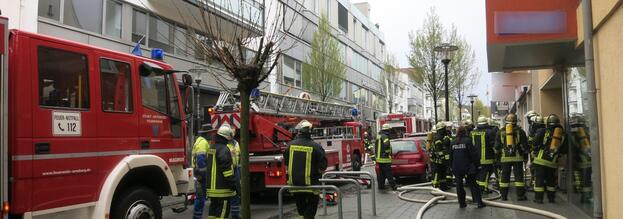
(397, 182, 567, 219)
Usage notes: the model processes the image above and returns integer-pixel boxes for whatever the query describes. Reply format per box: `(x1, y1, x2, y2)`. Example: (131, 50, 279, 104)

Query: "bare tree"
(407, 7, 444, 123)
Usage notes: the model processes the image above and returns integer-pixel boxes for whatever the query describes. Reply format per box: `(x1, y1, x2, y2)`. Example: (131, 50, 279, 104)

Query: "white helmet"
(217, 124, 233, 140)
(381, 124, 391, 130)
(296, 120, 313, 133)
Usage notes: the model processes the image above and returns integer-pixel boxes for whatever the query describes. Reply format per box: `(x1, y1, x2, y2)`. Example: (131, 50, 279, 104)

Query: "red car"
(376, 134, 430, 181)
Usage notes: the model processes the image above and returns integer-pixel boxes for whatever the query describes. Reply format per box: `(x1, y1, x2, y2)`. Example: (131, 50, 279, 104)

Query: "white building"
(271, 0, 387, 122)
(386, 70, 408, 113)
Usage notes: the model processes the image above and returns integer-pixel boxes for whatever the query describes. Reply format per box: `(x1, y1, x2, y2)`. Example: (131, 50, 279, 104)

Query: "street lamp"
(434, 43, 458, 122)
(468, 94, 478, 124)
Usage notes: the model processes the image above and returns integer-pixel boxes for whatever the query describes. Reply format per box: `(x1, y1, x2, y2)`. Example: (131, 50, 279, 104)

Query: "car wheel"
(110, 186, 162, 219)
(352, 153, 362, 171)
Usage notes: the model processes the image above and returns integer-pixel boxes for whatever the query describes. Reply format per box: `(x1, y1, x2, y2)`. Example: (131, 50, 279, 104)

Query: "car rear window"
(391, 140, 418, 153)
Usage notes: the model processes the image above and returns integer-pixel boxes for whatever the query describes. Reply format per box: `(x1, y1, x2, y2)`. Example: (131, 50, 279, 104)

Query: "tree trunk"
(239, 86, 251, 219)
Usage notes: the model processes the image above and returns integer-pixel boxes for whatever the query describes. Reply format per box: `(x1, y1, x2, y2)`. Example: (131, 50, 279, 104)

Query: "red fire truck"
(0, 17, 197, 219)
(208, 91, 367, 192)
(376, 112, 431, 138)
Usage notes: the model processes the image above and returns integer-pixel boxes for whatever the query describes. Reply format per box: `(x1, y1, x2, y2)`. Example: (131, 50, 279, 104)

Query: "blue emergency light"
(151, 48, 164, 60)
(351, 108, 359, 117)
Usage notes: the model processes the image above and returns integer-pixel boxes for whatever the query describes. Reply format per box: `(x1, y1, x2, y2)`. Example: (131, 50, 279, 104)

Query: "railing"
(278, 185, 343, 219)
(186, 0, 264, 28)
(322, 171, 377, 216)
(319, 178, 362, 219)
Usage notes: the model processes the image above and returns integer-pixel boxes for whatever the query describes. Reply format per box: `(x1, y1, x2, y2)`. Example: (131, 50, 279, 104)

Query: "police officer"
(376, 124, 397, 190)
(569, 115, 592, 203)
(192, 125, 212, 219)
(228, 128, 241, 219)
(284, 120, 328, 219)
(451, 126, 486, 208)
(533, 114, 567, 203)
(495, 113, 529, 201)
(432, 122, 452, 191)
(472, 116, 497, 193)
(206, 125, 237, 219)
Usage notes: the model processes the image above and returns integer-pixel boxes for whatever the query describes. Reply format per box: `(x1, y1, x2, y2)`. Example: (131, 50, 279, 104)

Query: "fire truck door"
(94, 53, 139, 184)
(31, 40, 99, 211)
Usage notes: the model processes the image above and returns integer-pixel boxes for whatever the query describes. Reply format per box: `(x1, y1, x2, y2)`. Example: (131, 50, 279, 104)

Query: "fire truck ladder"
(251, 92, 354, 120)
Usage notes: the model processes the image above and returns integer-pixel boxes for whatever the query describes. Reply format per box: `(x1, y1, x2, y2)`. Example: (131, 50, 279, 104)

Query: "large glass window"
(339, 80, 347, 100)
(63, 0, 103, 33)
(149, 15, 174, 53)
(338, 3, 348, 31)
(303, 0, 317, 13)
(352, 84, 368, 106)
(100, 59, 132, 112)
(104, 0, 122, 38)
(370, 64, 382, 81)
(132, 9, 147, 45)
(38, 0, 61, 21)
(352, 51, 368, 76)
(175, 26, 188, 56)
(38, 47, 90, 109)
(283, 56, 302, 88)
(283, 6, 315, 43)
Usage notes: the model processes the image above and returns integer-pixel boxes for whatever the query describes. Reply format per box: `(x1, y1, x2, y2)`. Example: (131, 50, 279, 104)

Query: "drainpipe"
(582, 0, 603, 218)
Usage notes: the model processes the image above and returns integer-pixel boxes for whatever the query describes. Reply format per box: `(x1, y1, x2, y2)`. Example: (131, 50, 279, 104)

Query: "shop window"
(63, 0, 103, 34)
(104, 0, 122, 38)
(38, 47, 90, 109)
(38, 0, 61, 21)
(100, 59, 132, 112)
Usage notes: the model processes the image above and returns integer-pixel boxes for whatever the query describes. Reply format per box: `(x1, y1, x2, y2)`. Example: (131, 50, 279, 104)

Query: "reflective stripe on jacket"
(207, 136, 236, 198)
(376, 132, 392, 163)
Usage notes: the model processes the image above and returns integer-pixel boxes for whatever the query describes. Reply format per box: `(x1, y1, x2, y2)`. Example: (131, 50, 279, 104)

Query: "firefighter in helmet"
(533, 114, 567, 203)
(363, 131, 375, 162)
(192, 124, 212, 219)
(376, 124, 397, 190)
(495, 113, 529, 201)
(472, 116, 497, 193)
(284, 120, 328, 218)
(205, 124, 237, 219)
(569, 115, 592, 203)
(227, 128, 241, 219)
(432, 122, 452, 191)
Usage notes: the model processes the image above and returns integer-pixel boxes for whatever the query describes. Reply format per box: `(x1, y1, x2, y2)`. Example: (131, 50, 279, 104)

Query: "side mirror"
(184, 86, 194, 115)
(182, 74, 193, 86)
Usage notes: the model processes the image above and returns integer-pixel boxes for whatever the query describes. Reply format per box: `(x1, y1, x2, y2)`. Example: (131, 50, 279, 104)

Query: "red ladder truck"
(207, 91, 368, 193)
(376, 112, 431, 138)
(0, 18, 198, 219)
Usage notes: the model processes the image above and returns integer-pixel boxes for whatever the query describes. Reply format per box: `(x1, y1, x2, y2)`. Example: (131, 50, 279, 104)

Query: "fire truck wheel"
(351, 153, 362, 171)
(111, 186, 162, 219)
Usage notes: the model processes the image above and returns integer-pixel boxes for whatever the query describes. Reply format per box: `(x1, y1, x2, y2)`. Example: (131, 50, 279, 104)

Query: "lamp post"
(434, 43, 458, 122)
(468, 94, 477, 124)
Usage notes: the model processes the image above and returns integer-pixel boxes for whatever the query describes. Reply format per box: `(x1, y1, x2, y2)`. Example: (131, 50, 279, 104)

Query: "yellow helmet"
(217, 124, 233, 140)
(381, 123, 391, 130)
(436, 122, 446, 131)
(477, 116, 488, 125)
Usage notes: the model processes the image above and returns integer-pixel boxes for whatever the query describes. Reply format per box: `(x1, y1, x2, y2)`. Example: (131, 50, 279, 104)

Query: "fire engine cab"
(376, 112, 431, 138)
(0, 17, 197, 219)
(208, 91, 367, 192)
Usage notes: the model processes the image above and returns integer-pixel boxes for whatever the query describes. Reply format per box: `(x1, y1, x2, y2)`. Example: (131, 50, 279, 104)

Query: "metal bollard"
(320, 178, 362, 219)
(322, 171, 377, 216)
(278, 185, 342, 219)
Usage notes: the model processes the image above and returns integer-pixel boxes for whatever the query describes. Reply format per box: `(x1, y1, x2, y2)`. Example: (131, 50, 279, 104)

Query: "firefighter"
(431, 122, 451, 191)
(192, 126, 212, 219)
(495, 113, 529, 201)
(528, 116, 546, 189)
(451, 125, 485, 208)
(376, 124, 397, 190)
(363, 131, 375, 162)
(283, 120, 328, 219)
(228, 128, 241, 219)
(463, 119, 475, 135)
(472, 116, 497, 193)
(206, 125, 237, 219)
(532, 114, 568, 203)
(569, 115, 592, 203)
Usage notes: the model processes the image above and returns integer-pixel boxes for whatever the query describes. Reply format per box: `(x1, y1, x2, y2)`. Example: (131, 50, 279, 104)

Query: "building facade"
(271, 0, 387, 123)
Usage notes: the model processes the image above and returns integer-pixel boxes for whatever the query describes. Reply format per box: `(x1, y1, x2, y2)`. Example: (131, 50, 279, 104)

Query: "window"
(283, 56, 302, 88)
(149, 15, 174, 53)
(193, 32, 210, 60)
(105, 0, 122, 38)
(338, 42, 347, 63)
(304, 0, 317, 13)
(283, 6, 315, 43)
(370, 64, 382, 81)
(38, 47, 90, 109)
(175, 26, 188, 56)
(339, 80, 347, 100)
(132, 9, 147, 45)
(325, 0, 331, 21)
(39, 0, 61, 21)
(338, 3, 348, 31)
(140, 70, 167, 113)
(64, 0, 103, 33)
(363, 27, 369, 49)
(352, 84, 368, 106)
(100, 59, 132, 112)
(352, 51, 368, 75)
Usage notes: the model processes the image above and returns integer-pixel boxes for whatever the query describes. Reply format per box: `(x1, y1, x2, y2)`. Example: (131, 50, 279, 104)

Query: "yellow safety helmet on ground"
(436, 122, 446, 131)
(296, 120, 313, 133)
(505, 113, 518, 125)
(217, 124, 233, 140)
(381, 123, 391, 130)
(477, 116, 488, 125)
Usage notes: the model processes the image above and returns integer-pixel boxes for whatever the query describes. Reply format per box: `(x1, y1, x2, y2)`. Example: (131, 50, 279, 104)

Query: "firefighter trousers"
(500, 161, 526, 199)
(208, 197, 230, 219)
(534, 164, 557, 202)
(574, 167, 592, 202)
(377, 163, 396, 189)
(432, 162, 449, 189)
(293, 192, 320, 219)
(476, 164, 494, 192)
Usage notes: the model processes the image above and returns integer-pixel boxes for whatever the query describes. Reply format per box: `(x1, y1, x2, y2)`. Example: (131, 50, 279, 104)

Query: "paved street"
(166, 165, 590, 219)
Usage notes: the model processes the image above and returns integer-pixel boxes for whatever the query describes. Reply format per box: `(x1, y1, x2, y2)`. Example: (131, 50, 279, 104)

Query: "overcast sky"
(353, 0, 491, 103)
